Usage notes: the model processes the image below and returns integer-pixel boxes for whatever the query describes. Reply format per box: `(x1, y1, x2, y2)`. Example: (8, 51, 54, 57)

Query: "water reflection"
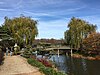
(81, 58, 88, 75)
(49, 55, 100, 75)
(50, 55, 68, 73)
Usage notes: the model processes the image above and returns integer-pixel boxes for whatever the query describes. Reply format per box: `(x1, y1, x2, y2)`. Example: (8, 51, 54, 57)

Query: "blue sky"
(0, 0, 100, 39)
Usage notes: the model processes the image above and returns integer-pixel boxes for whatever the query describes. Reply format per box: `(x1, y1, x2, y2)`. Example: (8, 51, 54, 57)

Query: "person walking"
(6, 47, 9, 56)
(10, 51, 13, 56)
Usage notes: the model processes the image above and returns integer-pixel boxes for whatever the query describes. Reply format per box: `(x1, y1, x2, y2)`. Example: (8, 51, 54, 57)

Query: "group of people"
(6, 47, 13, 56)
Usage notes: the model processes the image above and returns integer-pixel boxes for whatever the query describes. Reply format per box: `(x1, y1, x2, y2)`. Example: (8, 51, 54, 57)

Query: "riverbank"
(27, 56, 67, 75)
(72, 54, 100, 60)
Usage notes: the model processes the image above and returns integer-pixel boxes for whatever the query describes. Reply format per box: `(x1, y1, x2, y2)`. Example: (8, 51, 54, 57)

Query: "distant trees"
(2, 16, 38, 46)
(64, 17, 97, 50)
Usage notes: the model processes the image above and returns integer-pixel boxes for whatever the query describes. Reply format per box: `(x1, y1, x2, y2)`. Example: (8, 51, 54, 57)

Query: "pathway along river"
(49, 55, 100, 75)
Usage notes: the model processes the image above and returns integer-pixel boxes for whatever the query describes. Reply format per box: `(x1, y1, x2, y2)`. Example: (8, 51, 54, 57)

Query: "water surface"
(50, 55, 100, 75)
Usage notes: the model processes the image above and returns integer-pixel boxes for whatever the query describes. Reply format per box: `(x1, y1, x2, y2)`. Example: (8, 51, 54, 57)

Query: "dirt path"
(0, 55, 43, 75)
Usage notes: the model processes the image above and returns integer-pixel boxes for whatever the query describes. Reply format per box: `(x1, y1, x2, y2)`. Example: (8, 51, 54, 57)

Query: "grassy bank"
(27, 58, 67, 75)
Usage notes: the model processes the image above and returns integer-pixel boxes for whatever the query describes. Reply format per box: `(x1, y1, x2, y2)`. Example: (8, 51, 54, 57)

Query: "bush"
(37, 58, 52, 67)
(22, 49, 33, 58)
(28, 58, 45, 68)
(0, 48, 4, 65)
(27, 58, 67, 75)
(22, 54, 30, 58)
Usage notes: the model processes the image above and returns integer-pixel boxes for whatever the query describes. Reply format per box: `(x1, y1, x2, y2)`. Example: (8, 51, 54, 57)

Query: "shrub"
(37, 58, 52, 67)
(0, 48, 4, 65)
(22, 49, 33, 58)
(28, 58, 45, 68)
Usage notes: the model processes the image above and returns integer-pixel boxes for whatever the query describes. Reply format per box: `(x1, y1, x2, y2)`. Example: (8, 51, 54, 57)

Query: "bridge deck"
(44, 46, 71, 51)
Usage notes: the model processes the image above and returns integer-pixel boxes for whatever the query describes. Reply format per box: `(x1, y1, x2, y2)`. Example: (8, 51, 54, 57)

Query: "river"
(49, 55, 100, 75)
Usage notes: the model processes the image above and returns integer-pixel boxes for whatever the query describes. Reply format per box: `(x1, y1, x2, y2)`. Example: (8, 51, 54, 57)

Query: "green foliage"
(64, 17, 97, 50)
(22, 49, 32, 58)
(28, 58, 45, 68)
(13, 45, 20, 55)
(0, 26, 13, 47)
(0, 48, 4, 65)
(2, 15, 38, 45)
(27, 58, 67, 75)
(40, 67, 55, 75)
(40, 67, 66, 75)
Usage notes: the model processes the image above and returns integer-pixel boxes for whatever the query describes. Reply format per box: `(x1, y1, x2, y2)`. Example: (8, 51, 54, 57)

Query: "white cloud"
(22, 5, 85, 20)
(23, 11, 53, 17)
(29, 0, 78, 6)
(0, 8, 13, 11)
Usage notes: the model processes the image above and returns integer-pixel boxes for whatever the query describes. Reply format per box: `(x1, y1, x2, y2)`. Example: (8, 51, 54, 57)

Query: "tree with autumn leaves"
(83, 32, 100, 51)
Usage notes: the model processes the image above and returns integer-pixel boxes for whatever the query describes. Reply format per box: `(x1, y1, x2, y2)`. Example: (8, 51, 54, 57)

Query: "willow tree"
(64, 17, 97, 50)
(3, 16, 38, 46)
